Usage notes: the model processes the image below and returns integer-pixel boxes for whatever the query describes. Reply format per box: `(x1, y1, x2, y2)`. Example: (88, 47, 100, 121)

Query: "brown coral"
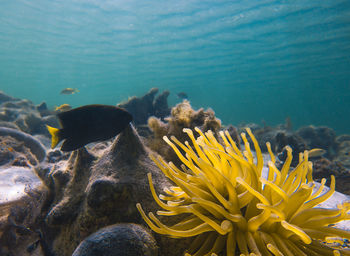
(147, 100, 222, 165)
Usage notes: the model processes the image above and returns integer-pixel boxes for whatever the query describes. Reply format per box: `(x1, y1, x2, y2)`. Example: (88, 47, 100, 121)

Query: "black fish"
(47, 104, 133, 151)
(177, 92, 188, 99)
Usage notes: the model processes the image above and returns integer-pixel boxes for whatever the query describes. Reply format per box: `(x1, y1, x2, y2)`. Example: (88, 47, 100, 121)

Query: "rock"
(242, 123, 350, 193)
(334, 140, 350, 168)
(336, 134, 350, 143)
(23, 113, 44, 134)
(117, 88, 159, 126)
(153, 90, 170, 120)
(34, 124, 189, 256)
(36, 102, 53, 117)
(117, 88, 171, 126)
(0, 91, 16, 104)
(41, 115, 59, 128)
(244, 125, 306, 155)
(0, 121, 20, 130)
(0, 95, 53, 136)
(240, 124, 341, 166)
(312, 158, 350, 194)
(0, 166, 44, 255)
(297, 125, 338, 159)
(0, 127, 46, 163)
(45, 149, 69, 163)
(2, 99, 34, 109)
(0, 147, 14, 166)
(36, 102, 47, 112)
(0, 135, 38, 167)
(72, 223, 158, 256)
(34, 134, 51, 149)
(0, 168, 46, 256)
(0, 167, 42, 204)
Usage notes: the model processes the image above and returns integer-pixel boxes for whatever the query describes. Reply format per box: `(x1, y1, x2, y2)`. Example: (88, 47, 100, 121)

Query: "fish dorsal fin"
(57, 105, 96, 128)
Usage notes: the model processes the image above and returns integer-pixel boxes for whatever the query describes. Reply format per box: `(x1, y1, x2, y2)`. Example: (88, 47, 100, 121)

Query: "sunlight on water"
(0, 0, 349, 132)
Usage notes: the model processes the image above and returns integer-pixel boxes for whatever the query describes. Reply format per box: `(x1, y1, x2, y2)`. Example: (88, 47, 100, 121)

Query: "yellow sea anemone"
(137, 128, 350, 256)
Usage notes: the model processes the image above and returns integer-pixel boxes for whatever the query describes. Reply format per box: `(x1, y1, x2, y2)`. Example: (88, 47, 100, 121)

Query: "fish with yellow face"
(47, 104, 133, 151)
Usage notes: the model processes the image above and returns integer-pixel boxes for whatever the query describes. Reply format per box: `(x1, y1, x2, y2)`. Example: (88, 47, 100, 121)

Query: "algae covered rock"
(35, 124, 189, 256)
(0, 127, 46, 164)
(72, 223, 158, 256)
(0, 91, 17, 103)
(147, 100, 221, 164)
(0, 91, 57, 137)
(335, 136, 350, 168)
(0, 166, 45, 256)
(296, 125, 338, 158)
(117, 87, 170, 125)
(0, 128, 47, 170)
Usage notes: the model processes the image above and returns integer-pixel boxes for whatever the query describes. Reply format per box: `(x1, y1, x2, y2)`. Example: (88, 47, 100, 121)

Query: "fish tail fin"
(46, 125, 62, 149)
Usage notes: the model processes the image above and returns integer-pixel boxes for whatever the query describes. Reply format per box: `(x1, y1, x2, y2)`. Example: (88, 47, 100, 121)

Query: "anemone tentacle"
(137, 127, 350, 256)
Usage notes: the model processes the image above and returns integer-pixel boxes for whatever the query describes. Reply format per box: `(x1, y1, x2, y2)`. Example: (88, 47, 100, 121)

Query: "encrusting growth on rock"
(35, 124, 190, 256)
(147, 100, 222, 166)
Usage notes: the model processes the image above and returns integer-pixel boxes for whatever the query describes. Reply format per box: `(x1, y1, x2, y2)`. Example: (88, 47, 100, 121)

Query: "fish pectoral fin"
(46, 125, 62, 149)
(61, 138, 83, 152)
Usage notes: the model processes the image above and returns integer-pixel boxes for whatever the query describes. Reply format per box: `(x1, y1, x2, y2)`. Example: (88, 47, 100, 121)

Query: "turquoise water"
(0, 0, 349, 133)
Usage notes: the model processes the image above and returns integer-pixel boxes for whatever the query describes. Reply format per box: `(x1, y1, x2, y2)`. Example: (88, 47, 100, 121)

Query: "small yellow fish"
(60, 88, 79, 95)
(55, 104, 72, 112)
(308, 148, 327, 158)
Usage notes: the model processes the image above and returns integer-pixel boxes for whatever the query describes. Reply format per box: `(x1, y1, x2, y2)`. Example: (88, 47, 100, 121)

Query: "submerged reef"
(0, 176, 45, 256)
(335, 135, 350, 168)
(117, 87, 171, 126)
(297, 125, 338, 158)
(0, 127, 46, 165)
(242, 122, 350, 195)
(72, 223, 158, 256)
(312, 158, 350, 195)
(147, 100, 223, 165)
(34, 124, 189, 256)
(245, 123, 339, 162)
(0, 90, 349, 255)
(0, 92, 51, 255)
(137, 127, 350, 256)
(0, 91, 58, 140)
